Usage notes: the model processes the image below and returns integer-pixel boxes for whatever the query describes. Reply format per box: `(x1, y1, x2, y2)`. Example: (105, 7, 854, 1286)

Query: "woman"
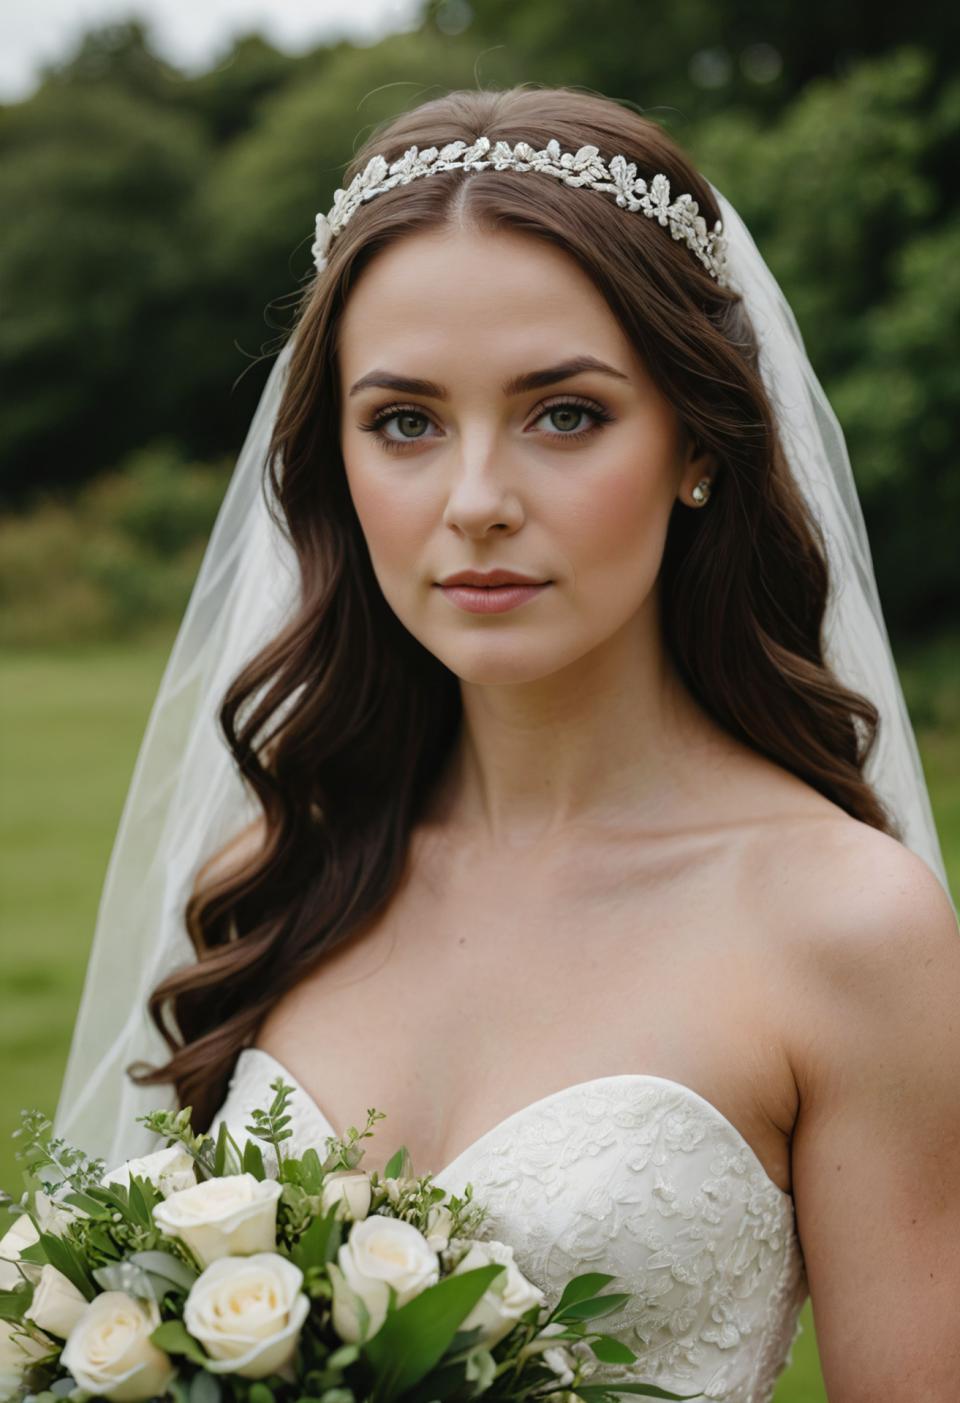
(57, 87, 959, 1399)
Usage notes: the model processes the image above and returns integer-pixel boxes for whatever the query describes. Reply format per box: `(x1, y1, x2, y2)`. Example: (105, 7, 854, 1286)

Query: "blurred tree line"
(0, 0, 956, 643)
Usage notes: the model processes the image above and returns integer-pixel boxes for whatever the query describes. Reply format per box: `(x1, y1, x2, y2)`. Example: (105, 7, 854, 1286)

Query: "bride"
(55, 87, 959, 1400)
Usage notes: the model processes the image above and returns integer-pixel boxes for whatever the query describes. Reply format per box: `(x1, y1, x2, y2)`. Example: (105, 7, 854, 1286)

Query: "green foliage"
(0, 15, 956, 631)
(685, 48, 960, 631)
(0, 81, 212, 497)
(0, 445, 230, 646)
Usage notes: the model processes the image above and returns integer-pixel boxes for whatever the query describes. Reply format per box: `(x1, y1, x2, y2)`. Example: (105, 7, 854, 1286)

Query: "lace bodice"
(211, 1049, 809, 1403)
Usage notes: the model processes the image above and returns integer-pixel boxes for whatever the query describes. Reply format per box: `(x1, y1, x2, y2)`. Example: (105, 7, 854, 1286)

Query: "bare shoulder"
(763, 816, 960, 1390)
(767, 813, 957, 995)
(191, 815, 268, 901)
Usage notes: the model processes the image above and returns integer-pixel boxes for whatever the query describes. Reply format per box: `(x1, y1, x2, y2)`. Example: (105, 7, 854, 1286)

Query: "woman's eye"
(357, 397, 613, 454)
(533, 402, 605, 438)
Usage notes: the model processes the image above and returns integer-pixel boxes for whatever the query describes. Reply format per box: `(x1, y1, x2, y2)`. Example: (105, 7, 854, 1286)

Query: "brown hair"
(134, 85, 898, 1127)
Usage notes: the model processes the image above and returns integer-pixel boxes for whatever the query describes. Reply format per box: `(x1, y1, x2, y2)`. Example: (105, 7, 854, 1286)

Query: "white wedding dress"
(212, 1048, 809, 1403)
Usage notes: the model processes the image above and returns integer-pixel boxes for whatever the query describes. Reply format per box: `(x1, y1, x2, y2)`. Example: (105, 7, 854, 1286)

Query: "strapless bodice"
(211, 1048, 809, 1403)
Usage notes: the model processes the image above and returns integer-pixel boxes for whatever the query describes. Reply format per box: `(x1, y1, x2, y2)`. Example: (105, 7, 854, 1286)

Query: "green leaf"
(213, 1121, 230, 1177)
(127, 1177, 151, 1227)
(63, 1190, 112, 1218)
(382, 1148, 406, 1180)
(550, 1273, 616, 1317)
(299, 1149, 324, 1194)
(291, 1214, 331, 1273)
(189, 1371, 221, 1403)
(242, 1140, 266, 1180)
(363, 1264, 505, 1403)
(572, 1385, 702, 1401)
(586, 1335, 637, 1364)
(248, 1386, 274, 1403)
(555, 1292, 630, 1322)
(151, 1320, 213, 1369)
(0, 1282, 34, 1319)
(39, 1232, 95, 1300)
(324, 1344, 359, 1370)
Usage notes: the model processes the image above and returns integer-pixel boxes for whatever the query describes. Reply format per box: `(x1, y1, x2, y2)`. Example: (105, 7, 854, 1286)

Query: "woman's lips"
(438, 583, 551, 614)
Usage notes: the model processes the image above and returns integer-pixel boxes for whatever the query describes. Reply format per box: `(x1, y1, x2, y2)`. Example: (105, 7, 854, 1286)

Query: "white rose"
(153, 1173, 282, 1268)
(103, 1146, 197, 1198)
(452, 1239, 545, 1347)
(26, 1265, 89, 1340)
(330, 1216, 440, 1343)
(423, 1203, 454, 1252)
(34, 1191, 84, 1237)
(61, 1293, 174, 1402)
(0, 1320, 51, 1396)
(0, 1214, 39, 1291)
(184, 1253, 309, 1379)
(320, 1171, 372, 1222)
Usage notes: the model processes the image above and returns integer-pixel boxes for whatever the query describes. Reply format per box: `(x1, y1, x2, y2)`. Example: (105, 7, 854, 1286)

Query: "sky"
(0, 0, 426, 102)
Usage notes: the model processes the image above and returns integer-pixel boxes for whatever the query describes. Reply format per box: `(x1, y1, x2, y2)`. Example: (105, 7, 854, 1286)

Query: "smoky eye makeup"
(356, 394, 617, 454)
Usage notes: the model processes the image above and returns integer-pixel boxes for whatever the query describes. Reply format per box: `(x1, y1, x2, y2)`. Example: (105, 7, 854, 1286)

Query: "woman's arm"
(790, 837, 960, 1400)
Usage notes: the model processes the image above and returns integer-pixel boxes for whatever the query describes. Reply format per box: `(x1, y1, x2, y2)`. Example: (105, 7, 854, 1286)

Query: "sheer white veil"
(54, 179, 953, 1168)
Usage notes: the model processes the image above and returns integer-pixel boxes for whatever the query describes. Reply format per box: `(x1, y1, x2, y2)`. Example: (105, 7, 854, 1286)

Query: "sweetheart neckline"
(239, 1047, 794, 1203)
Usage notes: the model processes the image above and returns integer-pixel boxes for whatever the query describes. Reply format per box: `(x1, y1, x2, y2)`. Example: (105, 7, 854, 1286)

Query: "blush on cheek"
(566, 460, 674, 581)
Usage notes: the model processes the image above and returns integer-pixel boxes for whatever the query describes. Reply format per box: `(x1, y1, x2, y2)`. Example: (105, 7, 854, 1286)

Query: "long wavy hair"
(134, 85, 898, 1129)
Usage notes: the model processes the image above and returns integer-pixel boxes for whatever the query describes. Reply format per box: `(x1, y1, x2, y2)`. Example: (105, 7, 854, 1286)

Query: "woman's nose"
(441, 438, 525, 537)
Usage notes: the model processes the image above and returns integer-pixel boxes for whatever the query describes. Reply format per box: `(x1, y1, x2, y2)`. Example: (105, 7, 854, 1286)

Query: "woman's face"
(338, 226, 712, 685)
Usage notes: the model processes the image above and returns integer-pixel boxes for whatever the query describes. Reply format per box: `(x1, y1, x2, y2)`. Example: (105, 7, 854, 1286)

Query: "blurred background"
(1, 2, 957, 1396)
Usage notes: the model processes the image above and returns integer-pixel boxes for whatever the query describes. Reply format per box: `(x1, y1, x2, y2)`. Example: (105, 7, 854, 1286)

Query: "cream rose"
(103, 1146, 197, 1198)
(320, 1171, 372, 1222)
(330, 1215, 440, 1343)
(184, 1252, 309, 1379)
(61, 1293, 174, 1402)
(26, 1265, 89, 1340)
(0, 1214, 39, 1291)
(0, 1320, 51, 1396)
(153, 1173, 282, 1268)
(452, 1239, 545, 1346)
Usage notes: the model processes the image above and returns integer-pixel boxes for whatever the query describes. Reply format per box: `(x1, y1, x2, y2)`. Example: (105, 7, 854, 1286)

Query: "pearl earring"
(691, 477, 712, 506)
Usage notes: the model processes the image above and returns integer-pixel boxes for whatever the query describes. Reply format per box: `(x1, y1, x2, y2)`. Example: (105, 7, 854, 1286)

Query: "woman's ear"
(678, 433, 719, 509)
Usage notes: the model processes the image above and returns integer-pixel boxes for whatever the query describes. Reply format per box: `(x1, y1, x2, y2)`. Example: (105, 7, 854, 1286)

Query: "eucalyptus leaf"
(129, 1250, 198, 1290)
(48, 1378, 77, 1397)
(93, 1261, 158, 1301)
(189, 1371, 221, 1403)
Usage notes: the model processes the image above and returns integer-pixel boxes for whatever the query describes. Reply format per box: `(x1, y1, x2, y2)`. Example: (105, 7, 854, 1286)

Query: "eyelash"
(356, 395, 615, 454)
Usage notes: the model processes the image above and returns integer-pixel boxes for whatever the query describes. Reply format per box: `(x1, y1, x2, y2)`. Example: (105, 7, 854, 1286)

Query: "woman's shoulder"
(758, 804, 955, 966)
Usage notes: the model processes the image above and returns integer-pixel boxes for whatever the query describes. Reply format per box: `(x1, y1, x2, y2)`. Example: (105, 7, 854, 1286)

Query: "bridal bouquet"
(0, 1080, 697, 1403)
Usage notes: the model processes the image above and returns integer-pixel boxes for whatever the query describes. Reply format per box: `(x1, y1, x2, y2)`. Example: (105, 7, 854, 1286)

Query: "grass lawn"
(1, 634, 956, 1402)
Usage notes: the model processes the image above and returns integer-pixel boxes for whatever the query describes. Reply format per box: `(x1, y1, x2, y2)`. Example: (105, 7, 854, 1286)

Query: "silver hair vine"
(311, 136, 728, 284)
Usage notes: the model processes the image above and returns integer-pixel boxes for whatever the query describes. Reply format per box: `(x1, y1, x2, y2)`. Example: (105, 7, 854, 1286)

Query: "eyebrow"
(347, 354, 631, 400)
